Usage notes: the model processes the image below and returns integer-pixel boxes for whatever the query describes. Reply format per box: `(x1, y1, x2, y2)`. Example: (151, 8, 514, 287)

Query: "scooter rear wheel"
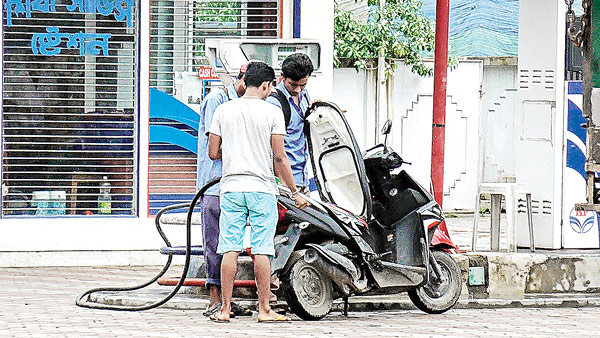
(281, 256, 333, 321)
(408, 250, 461, 314)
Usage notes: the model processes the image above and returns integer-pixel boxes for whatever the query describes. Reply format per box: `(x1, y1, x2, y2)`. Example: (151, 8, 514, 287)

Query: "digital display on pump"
(239, 42, 320, 71)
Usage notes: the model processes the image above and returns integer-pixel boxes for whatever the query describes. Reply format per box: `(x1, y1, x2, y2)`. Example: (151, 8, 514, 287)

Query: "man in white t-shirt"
(208, 61, 308, 323)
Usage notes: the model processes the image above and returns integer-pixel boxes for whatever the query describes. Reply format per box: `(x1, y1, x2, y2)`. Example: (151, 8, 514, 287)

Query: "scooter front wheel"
(281, 256, 333, 320)
(408, 250, 462, 314)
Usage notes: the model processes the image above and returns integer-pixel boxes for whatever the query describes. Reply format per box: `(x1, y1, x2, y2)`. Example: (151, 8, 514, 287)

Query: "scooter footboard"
(388, 211, 426, 267)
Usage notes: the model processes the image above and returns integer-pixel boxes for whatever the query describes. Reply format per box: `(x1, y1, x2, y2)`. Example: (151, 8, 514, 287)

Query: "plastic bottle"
(98, 176, 112, 214)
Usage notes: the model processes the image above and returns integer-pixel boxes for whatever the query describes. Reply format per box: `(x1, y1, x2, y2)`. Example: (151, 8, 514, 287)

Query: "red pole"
(431, 0, 449, 207)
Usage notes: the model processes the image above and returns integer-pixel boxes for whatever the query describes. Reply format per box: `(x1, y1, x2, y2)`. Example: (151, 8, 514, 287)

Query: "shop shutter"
(149, 0, 279, 215)
(1, 1, 139, 217)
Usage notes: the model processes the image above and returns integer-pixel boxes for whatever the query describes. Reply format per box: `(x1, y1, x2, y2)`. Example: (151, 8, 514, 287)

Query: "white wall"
(332, 68, 373, 150)
(480, 65, 518, 183)
(301, 0, 334, 101)
(333, 60, 483, 211)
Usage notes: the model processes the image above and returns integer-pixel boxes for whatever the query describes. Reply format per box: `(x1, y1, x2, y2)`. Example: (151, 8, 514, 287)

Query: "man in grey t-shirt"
(208, 61, 308, 323)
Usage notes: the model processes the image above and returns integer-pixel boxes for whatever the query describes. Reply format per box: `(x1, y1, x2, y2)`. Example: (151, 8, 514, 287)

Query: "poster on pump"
(563, 81, 600, 248)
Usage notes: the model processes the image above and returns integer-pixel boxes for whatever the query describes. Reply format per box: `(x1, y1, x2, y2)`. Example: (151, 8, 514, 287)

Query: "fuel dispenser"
(569, 0, 600, 248)
(203, 38, 322, 88)
(201, 38, 324, 196)
(514, 0, 599, 249)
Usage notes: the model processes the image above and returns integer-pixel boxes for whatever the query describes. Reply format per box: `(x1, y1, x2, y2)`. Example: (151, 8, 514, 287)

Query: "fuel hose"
(75, 178, 220, 311)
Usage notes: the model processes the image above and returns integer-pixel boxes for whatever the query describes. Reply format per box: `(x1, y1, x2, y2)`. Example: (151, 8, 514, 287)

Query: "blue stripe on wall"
(568, 81, 584, 95)
(293, 0, 301, 38)
(567, 99, 587, 145)
(566, 139, 587, 179)
(566, 81, 586, 180)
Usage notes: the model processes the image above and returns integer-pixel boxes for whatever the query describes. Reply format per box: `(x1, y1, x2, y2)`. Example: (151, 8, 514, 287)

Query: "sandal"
(203, 302, 221, 317)
(208, 313, 230, 323)
(257, 314, 291, 323)
(204, 303, 238, 318)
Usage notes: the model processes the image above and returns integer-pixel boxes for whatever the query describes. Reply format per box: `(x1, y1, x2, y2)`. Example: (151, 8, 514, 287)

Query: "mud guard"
(430, 221, 458, 252)
(271, 223, 302, 274)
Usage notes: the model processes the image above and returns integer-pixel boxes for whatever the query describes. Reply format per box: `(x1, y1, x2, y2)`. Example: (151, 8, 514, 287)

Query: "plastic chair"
(472, 183, 535, 252)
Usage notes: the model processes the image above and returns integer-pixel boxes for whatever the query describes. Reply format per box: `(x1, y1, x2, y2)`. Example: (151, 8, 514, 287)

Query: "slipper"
(204, 302, 237, 318)
(209, 313, 230, 323)
(257, 314, 291, 323)
(203, 302, 221, 317)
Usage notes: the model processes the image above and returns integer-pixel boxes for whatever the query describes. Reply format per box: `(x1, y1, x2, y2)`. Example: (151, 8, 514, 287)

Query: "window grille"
(1, 0, 139, 217)
(149, 0, 279, 215)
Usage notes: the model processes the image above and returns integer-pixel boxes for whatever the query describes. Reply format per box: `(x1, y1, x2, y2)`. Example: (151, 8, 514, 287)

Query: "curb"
(344, 296, 600, 312)
(88, 289, 600, 312)
(85, 249, 600, 312)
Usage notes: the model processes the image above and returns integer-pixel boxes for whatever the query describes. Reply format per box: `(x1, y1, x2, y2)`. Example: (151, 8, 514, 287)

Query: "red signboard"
(198, 67, 219, 80)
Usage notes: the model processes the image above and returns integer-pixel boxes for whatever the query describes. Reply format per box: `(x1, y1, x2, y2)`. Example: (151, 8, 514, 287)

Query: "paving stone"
(2, 266, 600, 336)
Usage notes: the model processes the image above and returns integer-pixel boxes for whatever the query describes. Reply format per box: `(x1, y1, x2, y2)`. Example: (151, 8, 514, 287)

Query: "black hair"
(244, 61, 275, 88)
(281, 53, 314, 81)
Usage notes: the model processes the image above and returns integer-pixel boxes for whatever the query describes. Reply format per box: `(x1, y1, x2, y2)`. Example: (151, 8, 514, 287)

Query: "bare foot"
(209, 310, 230, 323)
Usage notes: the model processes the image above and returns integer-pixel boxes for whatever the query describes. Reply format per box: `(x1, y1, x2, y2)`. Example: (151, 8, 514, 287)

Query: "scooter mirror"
(381, 119, 392, 135)
(382, 119, 392, 150)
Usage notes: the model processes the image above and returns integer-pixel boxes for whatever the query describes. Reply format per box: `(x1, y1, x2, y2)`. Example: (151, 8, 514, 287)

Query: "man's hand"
(293, 194, 309, 209)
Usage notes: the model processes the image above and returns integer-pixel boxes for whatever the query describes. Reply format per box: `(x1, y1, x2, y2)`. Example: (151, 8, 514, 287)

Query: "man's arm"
(208, 133, 222, 160)
(272, 134, 308, 209)
(204, 95, 224, 136)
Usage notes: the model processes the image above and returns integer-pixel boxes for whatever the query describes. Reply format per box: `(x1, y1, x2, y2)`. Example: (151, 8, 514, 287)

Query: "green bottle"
(98, 176, 112, 214)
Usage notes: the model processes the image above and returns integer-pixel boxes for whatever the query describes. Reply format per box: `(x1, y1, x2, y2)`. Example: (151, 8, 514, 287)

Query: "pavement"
(76, 213, 600, 312)
(2, 213, 600, 336)
(3, 266, 600, 337)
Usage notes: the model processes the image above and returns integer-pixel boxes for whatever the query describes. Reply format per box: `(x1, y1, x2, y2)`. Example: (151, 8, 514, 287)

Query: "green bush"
(334, 0, 454, 78)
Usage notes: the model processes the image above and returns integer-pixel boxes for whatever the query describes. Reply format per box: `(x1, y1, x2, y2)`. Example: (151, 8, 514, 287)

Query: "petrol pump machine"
(516, 0, 600, 249)
(204, 38, 322, 87)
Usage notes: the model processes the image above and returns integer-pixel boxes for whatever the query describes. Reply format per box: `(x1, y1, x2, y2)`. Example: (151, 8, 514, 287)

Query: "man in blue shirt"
(266, 53, 314, 194)
(196, 65, 247, 316)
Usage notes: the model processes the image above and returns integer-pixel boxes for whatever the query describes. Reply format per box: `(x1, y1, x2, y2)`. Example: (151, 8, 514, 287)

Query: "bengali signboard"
(4, 0, 134, 56)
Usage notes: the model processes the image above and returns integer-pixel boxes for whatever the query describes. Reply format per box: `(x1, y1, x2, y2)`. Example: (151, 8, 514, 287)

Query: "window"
(149, 0, 279, 215)
(1, 0, 139, 217)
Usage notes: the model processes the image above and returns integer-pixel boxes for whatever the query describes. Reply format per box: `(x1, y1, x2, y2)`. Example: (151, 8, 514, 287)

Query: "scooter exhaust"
(304, 248, 353, 295)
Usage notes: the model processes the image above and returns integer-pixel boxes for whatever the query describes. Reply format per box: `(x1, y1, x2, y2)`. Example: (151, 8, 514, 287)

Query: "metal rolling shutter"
(1, 1, 138, 217)
(149, 0, 279, 215)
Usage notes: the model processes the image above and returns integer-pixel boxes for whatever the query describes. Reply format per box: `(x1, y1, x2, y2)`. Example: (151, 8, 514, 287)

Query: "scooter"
(270, 102, 462, 320)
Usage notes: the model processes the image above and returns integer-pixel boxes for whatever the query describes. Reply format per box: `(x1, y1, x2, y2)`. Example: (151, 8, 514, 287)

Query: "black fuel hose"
(75, 178, 220, 311)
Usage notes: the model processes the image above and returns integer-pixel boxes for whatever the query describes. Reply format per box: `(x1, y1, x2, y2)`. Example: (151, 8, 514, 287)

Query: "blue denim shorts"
(218, 192, 278, 256)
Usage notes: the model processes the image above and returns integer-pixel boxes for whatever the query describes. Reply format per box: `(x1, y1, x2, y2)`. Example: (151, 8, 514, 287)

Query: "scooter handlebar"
(364, 145, 410, 169)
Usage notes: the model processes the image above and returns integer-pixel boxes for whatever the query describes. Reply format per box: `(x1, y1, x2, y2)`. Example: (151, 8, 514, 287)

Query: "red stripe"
(158, 277, 257, 288)
(279, 0, 283, 38)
